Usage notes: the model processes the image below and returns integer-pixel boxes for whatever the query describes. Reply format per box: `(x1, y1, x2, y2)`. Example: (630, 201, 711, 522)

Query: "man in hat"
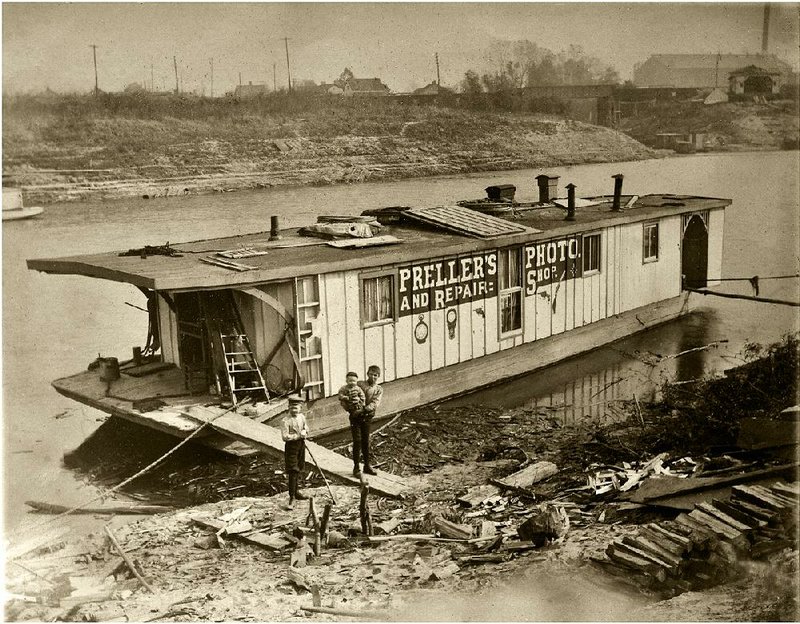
(281, 395, 309, 509)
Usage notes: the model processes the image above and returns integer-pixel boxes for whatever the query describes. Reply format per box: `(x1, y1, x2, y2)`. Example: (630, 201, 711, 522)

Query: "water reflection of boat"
(3, 188, 43, 221)
(27, 172, 729, 461)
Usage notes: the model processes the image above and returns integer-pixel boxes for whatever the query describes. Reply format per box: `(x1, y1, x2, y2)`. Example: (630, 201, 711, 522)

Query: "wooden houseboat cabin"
(28, 176, 728, 452)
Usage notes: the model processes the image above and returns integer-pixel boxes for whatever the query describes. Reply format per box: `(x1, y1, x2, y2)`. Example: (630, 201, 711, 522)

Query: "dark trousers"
(284, 439, 305, 499)
(349, 414, 372, 468)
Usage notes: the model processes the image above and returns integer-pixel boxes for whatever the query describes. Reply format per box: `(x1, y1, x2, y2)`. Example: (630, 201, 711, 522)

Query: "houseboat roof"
(27, 194, 730, 292)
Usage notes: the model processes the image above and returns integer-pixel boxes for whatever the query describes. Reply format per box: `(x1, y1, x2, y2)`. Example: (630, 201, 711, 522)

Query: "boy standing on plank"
(356, 365, 383, 476)
(281, 395, 310, 509)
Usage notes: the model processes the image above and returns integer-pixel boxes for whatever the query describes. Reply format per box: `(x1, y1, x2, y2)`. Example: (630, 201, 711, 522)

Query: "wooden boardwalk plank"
(181, 406, 409, 498)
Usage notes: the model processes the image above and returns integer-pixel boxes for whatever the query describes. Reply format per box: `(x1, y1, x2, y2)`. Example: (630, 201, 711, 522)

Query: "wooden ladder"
(220, 332, 270, 405)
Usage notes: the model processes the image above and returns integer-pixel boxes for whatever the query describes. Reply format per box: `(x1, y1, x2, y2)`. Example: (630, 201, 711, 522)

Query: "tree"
(460, 70, 483, 94)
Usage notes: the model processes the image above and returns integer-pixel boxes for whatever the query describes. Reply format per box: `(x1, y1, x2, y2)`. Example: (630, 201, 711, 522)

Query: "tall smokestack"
(762, 3, 770, 54)
(611, 174, 624, 212)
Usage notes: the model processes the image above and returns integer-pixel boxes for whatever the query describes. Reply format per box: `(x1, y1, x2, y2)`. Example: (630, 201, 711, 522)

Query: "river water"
(3, 151, 799, 533)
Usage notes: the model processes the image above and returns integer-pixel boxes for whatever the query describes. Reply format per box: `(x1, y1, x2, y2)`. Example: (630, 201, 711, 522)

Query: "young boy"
(356, 365, 383, 476)
(338, 371, 366, 416)
(281, 395, 309, 509)
(338, 372, 367, 475)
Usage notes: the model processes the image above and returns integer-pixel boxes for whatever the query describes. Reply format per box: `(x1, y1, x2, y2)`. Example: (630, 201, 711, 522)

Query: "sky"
(2, 2, 799, 95)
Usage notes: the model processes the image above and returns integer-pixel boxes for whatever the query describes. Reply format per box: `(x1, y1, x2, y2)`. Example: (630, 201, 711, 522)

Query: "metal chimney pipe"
(611, 174, 624, 211)
(269, 215, 282, 240)
(565, 183, 576, 221)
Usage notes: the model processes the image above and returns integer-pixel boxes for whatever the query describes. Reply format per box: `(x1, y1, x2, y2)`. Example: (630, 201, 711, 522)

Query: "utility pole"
(173, 56, 179, 94)
(89, 44, 99, 96)
(151, 62, 154, 92)
(239, 72, 242, 86)
(209, 57, 214, 97)
(715, 52, 720, 88)
(435, 52, 441, 87)
(273, 62, 277, 92)
(283, 37, 292, 92)
(761, 3, 770, 54)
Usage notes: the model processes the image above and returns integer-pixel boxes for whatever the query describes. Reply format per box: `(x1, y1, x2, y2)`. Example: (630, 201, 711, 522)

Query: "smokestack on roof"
(762, 3, 770, 54)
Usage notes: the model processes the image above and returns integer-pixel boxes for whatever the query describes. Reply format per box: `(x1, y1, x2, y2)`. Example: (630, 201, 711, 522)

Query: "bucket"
(99, 357, 120, 382)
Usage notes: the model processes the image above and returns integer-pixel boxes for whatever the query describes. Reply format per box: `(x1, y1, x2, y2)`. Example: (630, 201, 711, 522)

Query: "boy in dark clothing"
(281, 395, 309, 509)
(338, 371, 370, 475)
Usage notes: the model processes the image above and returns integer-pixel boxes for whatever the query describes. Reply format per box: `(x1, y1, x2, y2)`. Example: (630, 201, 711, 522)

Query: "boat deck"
(52, 364, 409, 498)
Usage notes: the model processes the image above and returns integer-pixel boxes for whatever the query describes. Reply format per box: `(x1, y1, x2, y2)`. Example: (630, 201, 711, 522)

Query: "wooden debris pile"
(592, 481, 799, 597)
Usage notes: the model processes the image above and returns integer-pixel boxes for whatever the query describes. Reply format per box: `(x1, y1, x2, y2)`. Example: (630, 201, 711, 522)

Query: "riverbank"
(3, 93, 658, 204)
(6, 336, 798, 621)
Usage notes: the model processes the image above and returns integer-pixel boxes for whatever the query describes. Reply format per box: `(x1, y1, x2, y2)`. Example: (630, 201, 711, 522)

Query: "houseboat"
(27, 174, 727, 454)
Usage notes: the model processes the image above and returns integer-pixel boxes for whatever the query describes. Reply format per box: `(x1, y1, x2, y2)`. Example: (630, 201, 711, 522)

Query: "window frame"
(582, 232, 602, 275)
(359, 269, 397, 328)
(497, 246, 524, 338)
(643, 221, 659, 264)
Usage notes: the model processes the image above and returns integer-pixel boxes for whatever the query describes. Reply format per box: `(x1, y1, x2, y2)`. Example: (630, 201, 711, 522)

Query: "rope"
(687, 288, 800, 307)
(16, 398, 252, 535)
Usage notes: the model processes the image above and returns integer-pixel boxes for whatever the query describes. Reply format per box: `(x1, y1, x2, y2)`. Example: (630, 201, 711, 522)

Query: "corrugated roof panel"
(404, 205, 532, 239)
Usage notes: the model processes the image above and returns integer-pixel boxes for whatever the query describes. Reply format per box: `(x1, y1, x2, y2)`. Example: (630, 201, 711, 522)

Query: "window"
(582, 233, 601, 274)
(362, 274, 395, 325)
(498, 247, 523, 335)
(643, 222, 659, 263)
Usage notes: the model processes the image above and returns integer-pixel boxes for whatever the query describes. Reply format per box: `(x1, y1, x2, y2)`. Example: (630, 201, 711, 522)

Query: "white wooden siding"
(300, 214, 699, 403)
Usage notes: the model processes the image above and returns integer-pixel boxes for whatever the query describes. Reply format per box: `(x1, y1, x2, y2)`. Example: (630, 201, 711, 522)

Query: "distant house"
(317, 82, 344, 95)
(633, 54, 792, 89)
(728, 65, 782, 96)
(338, 77, 391, 97)
(234, 82, 269, 98)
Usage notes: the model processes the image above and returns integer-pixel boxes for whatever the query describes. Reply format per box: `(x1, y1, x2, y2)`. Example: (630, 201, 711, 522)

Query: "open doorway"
(682, 214, 709, 289)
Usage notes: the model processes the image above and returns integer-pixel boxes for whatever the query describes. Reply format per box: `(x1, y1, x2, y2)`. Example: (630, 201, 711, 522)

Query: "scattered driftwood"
(190, 516, 291, 551)
(300, 605, 389, 619)
(492, 461, 558, 490)
(25, 500, 174, 515)
(517, 504, 569, 546)
(433, 516, 473, 540)
(104, 525, 155, 593)
(457, 484, 501, 507)
(596, 481, 799, 597)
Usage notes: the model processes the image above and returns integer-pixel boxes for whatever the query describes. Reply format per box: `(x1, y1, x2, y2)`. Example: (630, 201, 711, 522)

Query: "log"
(25, 500, 174, 515)
(646, 523, 693, 553)
(458, 553, 508, 564)
(605, 547, 667, 582)
(696, 502, 752, 532)
(609, 540, 676, 574)
(104, 525, 154, 593)
(750, 484, 796, 506)
(621, 535, 683, 568)
(731, 485, 789, 513)
(300, 606, 388, 619)
(492, 461, 558, 490)
(308, 499, 321, 557)
(433, 516, 473, 540)
(672, 515, 718, 547)
(639, 526, 689, 557)
(771, 482, 800, 499)
(687, 510, 743, 541)
(319, 503, 332, 537)
(710, 499, 767, 529)
(724, 498, 774, 522)
(750, 539, 794, 558)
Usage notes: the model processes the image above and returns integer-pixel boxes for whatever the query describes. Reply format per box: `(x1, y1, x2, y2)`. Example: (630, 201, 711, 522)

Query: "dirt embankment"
(3, 94, 657, 204)
(620, 99, 800, 152)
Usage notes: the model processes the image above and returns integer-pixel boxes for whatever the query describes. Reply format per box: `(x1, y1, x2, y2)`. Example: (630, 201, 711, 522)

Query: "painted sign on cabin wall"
(398, 251, 498, 316)
(524, 235, 583, 295)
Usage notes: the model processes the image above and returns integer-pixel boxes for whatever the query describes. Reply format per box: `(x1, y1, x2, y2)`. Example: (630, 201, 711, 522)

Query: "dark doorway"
(743, 75, 773, 95)
(682, 214, 709, 289)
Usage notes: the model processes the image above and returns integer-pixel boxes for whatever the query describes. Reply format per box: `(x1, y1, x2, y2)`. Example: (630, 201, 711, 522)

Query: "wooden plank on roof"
(404, 206, 531, 239)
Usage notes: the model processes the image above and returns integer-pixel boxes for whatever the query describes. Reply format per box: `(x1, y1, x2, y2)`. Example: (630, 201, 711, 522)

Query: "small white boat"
(3, 188, 43, 221)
